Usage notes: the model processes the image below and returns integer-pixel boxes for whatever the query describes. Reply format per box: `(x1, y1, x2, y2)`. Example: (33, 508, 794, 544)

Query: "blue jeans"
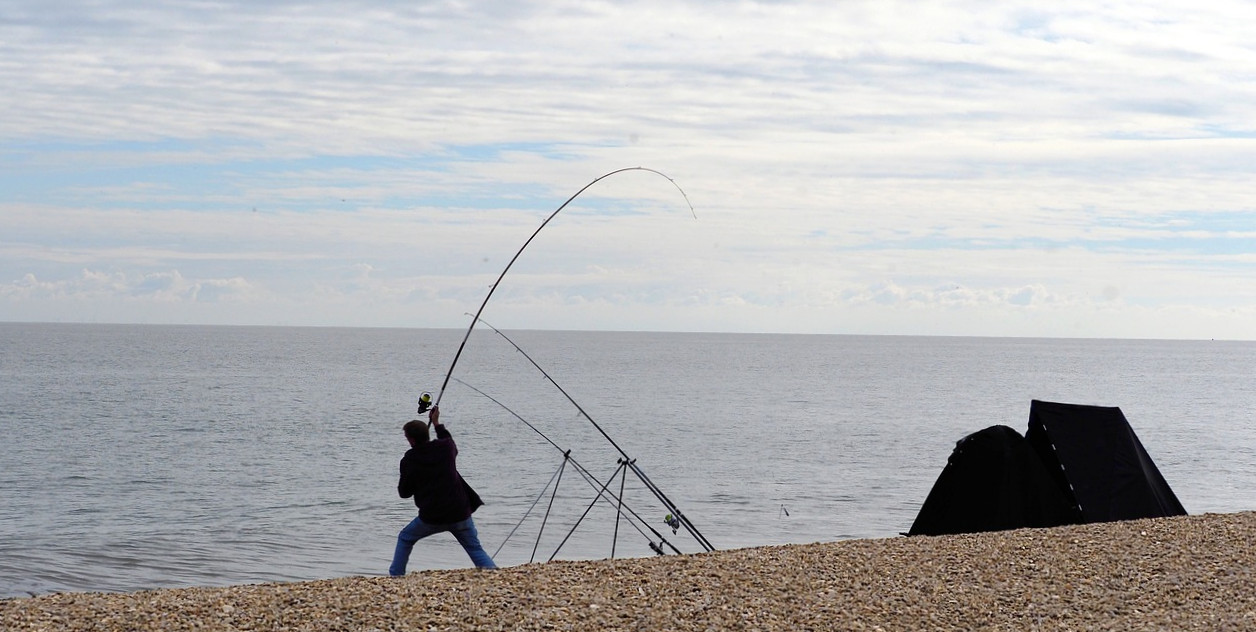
(390, 515, 497, 575)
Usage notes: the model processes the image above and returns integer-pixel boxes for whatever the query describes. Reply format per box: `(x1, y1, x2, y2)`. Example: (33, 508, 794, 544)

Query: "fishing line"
(452, 377, 564, 453)
(432, 167, 694, 410)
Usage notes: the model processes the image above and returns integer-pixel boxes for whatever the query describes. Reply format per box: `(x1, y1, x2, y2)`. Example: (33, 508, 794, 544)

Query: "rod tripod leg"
(531, 450, 570, 563)
(548, 460, 629, 562)
(611, 458, 631, 559)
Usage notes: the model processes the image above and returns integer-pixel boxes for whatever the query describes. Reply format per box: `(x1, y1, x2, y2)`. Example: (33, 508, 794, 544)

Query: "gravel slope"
(4, 511, 1254, 631)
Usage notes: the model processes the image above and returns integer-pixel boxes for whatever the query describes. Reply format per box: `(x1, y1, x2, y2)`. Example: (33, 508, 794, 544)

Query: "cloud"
(842, 281, 1063, 310)
(3, 1, 1256, 337)
(2, 269, 257, 303)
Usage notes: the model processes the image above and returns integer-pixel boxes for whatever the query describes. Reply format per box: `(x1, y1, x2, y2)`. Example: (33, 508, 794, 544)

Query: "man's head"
(403, 419, 430, 446)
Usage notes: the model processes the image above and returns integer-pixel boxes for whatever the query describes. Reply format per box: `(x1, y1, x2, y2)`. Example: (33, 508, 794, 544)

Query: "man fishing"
(389, 405, 497, 574)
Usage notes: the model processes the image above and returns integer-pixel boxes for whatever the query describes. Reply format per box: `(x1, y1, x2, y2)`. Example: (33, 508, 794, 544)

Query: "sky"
(3, 1, 1256, 340)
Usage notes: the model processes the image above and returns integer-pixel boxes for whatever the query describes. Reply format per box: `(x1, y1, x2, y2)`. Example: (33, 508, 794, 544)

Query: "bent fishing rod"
(471, 316, 715, 553)
(429, 167, 694, 411)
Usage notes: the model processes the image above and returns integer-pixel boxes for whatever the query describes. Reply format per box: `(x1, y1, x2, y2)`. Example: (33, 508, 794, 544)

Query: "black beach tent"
(906, 424, 1078, 536)
(907, 400, 1186, 536)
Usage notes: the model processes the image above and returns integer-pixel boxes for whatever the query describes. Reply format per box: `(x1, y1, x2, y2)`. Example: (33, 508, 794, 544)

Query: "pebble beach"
(4, 511, 1254, 631)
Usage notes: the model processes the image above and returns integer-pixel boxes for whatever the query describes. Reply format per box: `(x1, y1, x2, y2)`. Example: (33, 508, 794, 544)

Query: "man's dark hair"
(403, 420, 430, 444)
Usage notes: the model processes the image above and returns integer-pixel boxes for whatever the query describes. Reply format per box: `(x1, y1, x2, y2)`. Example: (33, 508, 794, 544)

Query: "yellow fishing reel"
(664, 513, 680, 534)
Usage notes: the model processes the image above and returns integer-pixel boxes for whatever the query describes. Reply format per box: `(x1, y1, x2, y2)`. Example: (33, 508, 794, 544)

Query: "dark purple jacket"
(397, 423, 484, 524)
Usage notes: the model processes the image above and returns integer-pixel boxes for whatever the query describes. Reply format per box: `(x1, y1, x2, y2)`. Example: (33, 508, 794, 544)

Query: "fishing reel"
(664, 513, 681, 534)
(416, 392, 433, 414)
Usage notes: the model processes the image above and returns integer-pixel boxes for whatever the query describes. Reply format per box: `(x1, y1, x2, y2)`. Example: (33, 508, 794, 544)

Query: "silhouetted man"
(389, 406, 496, 574)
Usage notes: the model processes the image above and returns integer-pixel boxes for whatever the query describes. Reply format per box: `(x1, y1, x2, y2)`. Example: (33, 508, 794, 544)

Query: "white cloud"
(1, 269, 257, 302)
(2, 1, 1256, 338)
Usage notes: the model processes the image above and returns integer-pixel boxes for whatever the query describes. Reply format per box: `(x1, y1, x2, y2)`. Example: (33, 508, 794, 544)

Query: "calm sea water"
(2, 323, 1255, 598)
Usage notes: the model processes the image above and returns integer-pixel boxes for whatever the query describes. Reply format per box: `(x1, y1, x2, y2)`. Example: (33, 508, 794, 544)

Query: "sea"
(2, 323, 1255, 598)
